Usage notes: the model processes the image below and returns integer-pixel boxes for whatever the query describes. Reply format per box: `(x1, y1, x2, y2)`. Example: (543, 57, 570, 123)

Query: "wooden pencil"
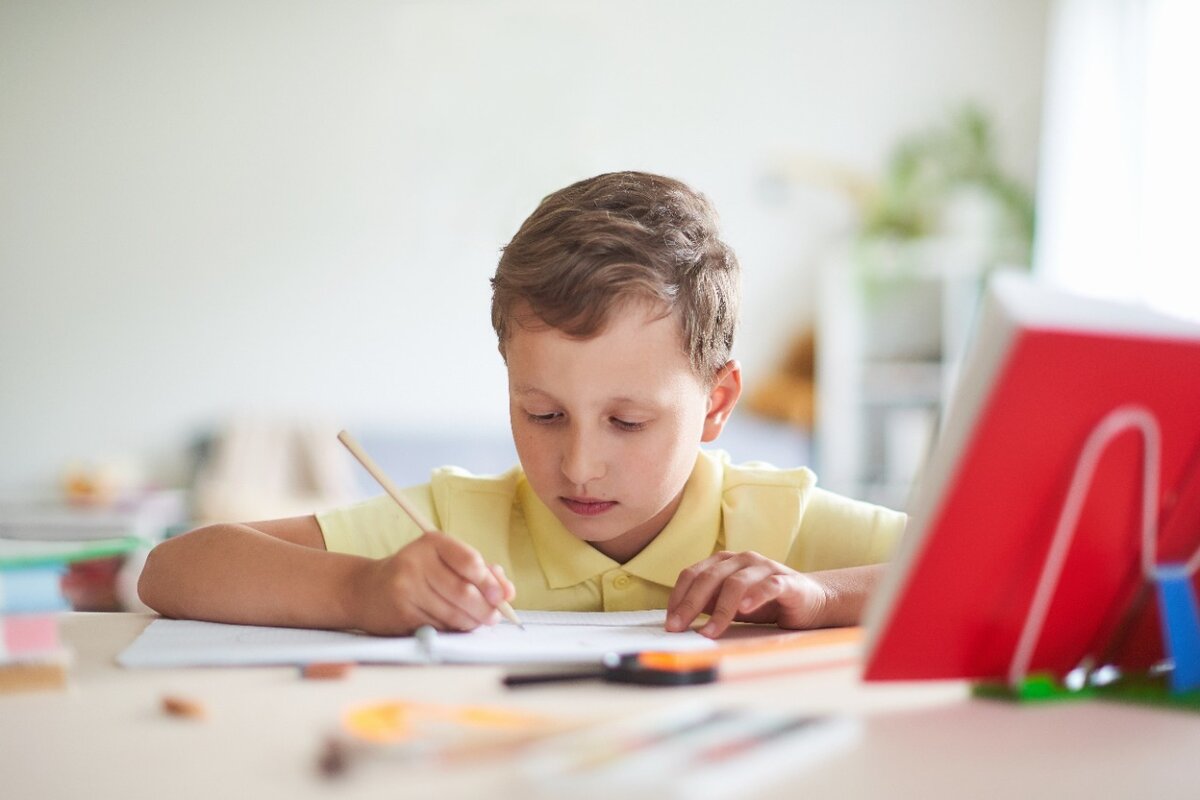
(336, 429, 524, 629)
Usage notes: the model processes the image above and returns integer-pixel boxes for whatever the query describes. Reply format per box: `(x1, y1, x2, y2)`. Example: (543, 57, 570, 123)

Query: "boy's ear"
(701, 361, 742, 443)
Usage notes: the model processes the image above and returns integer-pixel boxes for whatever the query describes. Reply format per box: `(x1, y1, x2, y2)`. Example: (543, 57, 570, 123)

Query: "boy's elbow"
(136, 529, 207, 616)
(136, 543, 169, 614)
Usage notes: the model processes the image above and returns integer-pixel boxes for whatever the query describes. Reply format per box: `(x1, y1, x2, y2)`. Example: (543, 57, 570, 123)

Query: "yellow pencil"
(337, 429, 525, 630)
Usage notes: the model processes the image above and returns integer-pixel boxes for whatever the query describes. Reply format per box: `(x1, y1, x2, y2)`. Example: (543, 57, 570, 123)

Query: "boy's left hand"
(665, 551, 827, 638)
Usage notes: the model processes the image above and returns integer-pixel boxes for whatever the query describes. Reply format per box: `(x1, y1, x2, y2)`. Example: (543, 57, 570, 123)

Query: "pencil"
(337, 429, 525, 630)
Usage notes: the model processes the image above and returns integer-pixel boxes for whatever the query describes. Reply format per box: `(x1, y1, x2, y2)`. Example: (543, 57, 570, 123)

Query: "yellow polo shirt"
(316, 449, 905, 612)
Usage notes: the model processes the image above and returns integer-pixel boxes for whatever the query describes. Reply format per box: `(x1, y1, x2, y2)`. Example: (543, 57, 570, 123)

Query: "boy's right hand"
(347, 531, 515, 636)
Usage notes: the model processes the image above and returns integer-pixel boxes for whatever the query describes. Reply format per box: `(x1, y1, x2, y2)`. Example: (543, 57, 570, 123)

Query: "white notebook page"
(117, 610, 713, 668)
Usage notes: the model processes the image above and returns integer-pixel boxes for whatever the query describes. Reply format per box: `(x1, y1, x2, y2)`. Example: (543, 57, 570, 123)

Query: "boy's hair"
(490, 171, 741, 385)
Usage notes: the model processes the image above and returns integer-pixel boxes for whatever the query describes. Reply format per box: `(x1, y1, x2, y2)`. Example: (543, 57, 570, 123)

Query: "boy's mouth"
(560, 497, 617, 517)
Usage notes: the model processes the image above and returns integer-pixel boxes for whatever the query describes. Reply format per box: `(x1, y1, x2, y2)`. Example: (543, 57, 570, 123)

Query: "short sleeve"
(785, 487, 907, 572)
(315, 483, 437, 559)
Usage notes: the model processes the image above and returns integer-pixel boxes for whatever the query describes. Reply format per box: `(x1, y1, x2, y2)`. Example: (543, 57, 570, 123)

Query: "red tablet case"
(863, 273, 1200, 681)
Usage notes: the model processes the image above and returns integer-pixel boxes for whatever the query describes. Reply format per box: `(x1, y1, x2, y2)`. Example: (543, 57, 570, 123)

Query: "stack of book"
(0, 487, 187, 607)
(0, 489, 185, 692)
(0, 489, 186, 542)
(1, 537, 149, 693)
(0, 559, 71, 693)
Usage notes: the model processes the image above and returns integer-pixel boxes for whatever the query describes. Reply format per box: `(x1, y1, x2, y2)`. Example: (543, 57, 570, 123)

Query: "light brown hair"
(490, 171, 741, 384)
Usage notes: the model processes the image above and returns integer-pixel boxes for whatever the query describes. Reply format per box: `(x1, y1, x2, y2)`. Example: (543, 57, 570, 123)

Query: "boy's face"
(505, 301, 740, 562)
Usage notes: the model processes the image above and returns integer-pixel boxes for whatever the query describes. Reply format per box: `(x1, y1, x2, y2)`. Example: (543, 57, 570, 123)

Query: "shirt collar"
(519, 450, 724, 590)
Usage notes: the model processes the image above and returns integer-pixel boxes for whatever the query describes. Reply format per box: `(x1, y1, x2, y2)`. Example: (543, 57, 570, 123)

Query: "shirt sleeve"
(786, 487, 907, 572)
(315, 484, 436, 559)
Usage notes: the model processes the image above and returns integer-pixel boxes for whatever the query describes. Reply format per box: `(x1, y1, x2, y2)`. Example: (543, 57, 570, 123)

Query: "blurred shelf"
(815, 238, 991, 512)
(860, 360, 944, 406)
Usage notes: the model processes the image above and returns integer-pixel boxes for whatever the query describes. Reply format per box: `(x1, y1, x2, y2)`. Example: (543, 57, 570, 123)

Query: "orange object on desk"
(636, 626, 862, 673)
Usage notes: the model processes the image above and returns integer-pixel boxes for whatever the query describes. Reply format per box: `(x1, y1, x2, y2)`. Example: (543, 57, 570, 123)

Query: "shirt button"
(613, 574, 631, 590)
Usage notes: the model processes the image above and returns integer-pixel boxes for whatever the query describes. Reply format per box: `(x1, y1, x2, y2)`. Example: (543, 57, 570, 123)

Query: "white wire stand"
(1000, 404, 1200, 696)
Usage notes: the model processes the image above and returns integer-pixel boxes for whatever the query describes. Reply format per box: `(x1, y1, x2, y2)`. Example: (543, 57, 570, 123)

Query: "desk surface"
(1, 613, 1197, 799)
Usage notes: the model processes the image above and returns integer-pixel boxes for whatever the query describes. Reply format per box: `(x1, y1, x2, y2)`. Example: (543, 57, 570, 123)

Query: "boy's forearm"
(138, 524, 368, 630)
(808, 563, 886, 628)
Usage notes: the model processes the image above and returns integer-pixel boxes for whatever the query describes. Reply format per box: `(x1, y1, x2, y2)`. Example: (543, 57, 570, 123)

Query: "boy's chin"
(552, 510, 624, 543)
(554, 513, 610, 540)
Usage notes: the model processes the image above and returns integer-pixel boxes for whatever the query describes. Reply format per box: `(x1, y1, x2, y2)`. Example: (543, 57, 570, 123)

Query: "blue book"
(0, 565, 68, 613)
(0, 536, 144, 614)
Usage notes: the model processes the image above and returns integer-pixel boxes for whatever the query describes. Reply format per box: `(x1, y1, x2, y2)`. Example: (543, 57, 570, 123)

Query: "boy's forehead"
(507, 305, 685, 362)
(505, 306, 702, 400)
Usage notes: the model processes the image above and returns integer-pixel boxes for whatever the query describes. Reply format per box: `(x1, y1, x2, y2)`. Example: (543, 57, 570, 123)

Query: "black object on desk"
(503, 651, 718, 688)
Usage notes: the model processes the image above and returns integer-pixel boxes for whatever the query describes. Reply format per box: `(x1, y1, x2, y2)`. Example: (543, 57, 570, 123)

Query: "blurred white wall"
(0, 0, 1048, 493)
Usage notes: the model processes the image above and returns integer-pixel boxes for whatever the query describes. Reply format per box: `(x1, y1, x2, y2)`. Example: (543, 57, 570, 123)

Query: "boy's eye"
(611, 417, 646, 432)
(526, 412, 561, 424)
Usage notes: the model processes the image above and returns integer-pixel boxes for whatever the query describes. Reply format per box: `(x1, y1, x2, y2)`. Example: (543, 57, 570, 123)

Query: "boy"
(139, 171, 904, 639)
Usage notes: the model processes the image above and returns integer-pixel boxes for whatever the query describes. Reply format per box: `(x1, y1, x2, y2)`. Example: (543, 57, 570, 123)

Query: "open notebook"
(117, 610, 716, 668)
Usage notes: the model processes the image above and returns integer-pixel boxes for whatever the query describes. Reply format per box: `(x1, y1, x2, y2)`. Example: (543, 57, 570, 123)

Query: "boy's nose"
(561, 426, 606, 487)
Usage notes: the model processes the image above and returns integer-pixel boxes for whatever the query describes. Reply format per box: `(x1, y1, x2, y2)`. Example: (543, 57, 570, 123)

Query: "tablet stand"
(976, 405, 1200, 706)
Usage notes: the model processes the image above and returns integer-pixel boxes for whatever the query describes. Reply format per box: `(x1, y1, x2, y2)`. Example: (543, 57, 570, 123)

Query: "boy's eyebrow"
(512, 384, 658, 408)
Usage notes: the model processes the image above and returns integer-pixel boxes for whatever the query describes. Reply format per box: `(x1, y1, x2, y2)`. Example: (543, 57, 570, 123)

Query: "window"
(1034, 0, 1200, 321)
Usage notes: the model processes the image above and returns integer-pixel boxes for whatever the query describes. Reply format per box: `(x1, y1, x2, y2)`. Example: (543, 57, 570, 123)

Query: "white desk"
(1, 613, 1197, 799)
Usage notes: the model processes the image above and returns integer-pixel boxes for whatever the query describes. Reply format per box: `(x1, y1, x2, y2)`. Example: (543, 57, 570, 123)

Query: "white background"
(0, 0, 1048, 493)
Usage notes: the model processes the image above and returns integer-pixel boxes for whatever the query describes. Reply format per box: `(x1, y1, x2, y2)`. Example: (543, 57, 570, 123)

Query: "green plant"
(862, 105, 1036, 256)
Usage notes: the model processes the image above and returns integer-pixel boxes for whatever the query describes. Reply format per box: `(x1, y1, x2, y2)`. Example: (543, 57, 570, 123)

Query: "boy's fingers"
(665, 579, 697, 630)
(666, 580, 713, 631)
(423, 568, 497, 630)
(432, 535, 505, 606)
(668, 561, 730, 629)
(669, 554, 755, 631)
(414, 570, 467, 630)
(667, 552, 734, 630)
(489, 563, 516, 602)
(737, 573, 788, 615)
(698, 566, 771, 638)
